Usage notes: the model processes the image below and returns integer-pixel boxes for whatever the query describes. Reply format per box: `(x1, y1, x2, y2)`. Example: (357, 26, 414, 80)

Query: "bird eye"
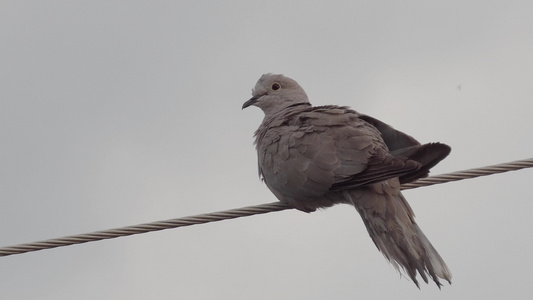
(271, 82, 281, 91)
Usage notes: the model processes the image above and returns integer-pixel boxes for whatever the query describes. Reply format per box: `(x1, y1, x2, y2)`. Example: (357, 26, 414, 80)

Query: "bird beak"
(242, 97, 258, 109)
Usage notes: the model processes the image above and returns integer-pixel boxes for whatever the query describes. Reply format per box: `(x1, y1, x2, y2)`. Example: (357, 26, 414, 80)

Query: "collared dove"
(242, 74, 452, 288)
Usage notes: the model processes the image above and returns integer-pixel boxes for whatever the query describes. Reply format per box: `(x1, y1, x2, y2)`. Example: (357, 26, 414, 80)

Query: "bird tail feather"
(344, 187, 452, 288)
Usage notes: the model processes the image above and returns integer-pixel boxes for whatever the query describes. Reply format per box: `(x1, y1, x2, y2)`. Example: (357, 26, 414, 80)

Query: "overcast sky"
(1, 1, 533, 299)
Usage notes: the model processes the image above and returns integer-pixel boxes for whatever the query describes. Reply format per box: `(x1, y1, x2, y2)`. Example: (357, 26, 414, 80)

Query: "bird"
(242, 73, 452, 288)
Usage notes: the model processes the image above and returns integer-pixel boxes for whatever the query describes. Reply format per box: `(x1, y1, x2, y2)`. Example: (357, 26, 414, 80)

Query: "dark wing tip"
(398, 142, 451, 184)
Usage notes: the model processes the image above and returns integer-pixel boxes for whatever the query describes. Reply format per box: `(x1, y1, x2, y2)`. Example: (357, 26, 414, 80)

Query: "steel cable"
(1, 157, 532, 258)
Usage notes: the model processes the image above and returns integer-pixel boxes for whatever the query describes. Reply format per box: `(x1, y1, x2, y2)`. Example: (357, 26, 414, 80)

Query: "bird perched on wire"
(242, 73, 452, 288)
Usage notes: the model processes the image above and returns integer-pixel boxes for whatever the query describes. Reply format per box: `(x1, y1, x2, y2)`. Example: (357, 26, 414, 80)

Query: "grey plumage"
(242, 73, 452, 287)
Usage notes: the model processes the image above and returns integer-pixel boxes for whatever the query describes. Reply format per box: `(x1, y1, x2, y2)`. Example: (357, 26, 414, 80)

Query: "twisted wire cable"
(400, 157, 533, 190)
(1, 157, 532, 258)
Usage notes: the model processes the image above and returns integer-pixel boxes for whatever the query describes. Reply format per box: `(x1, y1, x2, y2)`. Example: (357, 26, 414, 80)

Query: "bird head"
(242, 74, 309, 116)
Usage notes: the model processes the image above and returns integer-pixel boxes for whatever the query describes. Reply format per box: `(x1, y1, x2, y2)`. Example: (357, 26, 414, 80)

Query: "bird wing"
(257, 106, 425, 197)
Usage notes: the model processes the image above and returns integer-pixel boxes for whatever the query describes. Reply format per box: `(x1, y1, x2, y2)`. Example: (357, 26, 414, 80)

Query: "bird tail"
(344, 185, 452, 288)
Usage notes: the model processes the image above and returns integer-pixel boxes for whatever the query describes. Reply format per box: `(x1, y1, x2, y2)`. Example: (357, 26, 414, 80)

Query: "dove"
(242, 73, 452, 288)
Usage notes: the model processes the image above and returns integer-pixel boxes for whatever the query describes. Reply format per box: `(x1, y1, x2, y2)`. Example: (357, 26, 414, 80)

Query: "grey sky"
(1, 1, 532, 299)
